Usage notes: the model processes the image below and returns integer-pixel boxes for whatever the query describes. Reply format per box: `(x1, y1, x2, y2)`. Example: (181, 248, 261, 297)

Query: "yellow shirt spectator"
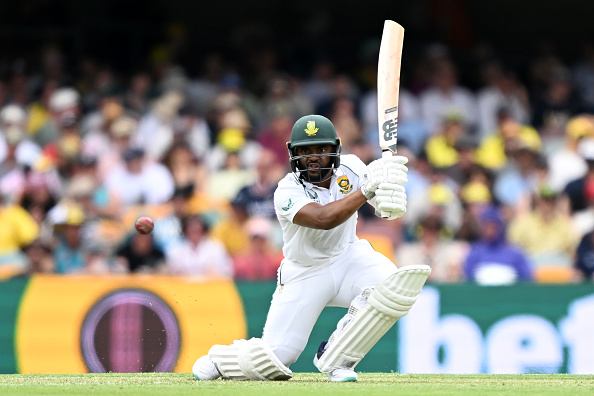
(0, 204, 39, 255)
(425, 135, 459, 168)
(508, 212, 577, 257)
(475, 124, 541, 170)
(210, 218, 250, 258)
(0, 203, 40, 277)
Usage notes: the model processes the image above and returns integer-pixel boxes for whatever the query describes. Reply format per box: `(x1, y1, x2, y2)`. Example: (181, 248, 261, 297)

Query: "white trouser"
(261, 239, 397, 367)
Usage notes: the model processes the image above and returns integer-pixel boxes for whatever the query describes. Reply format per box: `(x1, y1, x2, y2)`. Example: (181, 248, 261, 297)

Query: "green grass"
(0, 373, 593, 396)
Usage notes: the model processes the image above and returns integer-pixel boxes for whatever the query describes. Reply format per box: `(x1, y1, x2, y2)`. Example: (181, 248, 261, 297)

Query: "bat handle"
(380, 149, 394, 219)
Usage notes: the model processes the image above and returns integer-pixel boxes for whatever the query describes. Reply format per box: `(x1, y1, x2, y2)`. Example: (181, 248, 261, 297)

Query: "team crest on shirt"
(304, 120, 318, 136)
(337, 175, 353, 194)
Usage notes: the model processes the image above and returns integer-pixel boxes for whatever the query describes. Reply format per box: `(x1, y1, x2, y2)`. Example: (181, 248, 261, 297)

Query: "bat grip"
(380, 149, 394, 219)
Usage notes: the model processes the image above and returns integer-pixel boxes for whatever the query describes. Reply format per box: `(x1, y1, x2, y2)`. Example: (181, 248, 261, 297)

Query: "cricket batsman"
(192, 115, 430, 382)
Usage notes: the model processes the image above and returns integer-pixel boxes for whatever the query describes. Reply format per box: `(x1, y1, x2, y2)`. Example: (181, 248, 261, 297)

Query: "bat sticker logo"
(382, 106, 398, 141)
(382, 119, 398, 140)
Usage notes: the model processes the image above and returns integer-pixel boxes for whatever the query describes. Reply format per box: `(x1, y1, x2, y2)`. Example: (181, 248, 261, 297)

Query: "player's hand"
(361, 159, 386, 199)
(375, 182, 407, 219)
(382, 156, 408, 185)
(362, 156, 409, 199)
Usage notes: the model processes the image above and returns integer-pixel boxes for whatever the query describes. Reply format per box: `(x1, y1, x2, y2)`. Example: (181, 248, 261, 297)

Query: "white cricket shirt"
(274, 154, 367, 267)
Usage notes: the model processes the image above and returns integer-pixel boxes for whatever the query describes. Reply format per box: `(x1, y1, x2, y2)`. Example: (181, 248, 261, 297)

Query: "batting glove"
(375, 182, 407, 219)
(383, 156, 409, 185)
(361, 159, 386, 199)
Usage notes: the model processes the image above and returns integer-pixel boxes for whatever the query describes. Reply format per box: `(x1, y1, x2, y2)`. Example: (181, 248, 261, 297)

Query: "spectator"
(206, 133, 256, 202)
(161, 141, 208, 192)
(0, 104, 42, 168)
(571, 176, 594, 238)
(463, 206, 533, 285)
(260, 73, 312, 125)
(456, 182, 493, 243)
(0, 192, 40, 277)
(233, 217, 282, 281)
(172, 104, 211, 161)
(531, 66, 583, 138)
(0, 131, 48, 205)
(124, 71, 153, 117)
(405, 170, 463, 238)
(564, 137, 594, 214)
(444, 138, 482, 187)
(207, 125, 263, 173)
(187, 53, 224, 116)
(165, 214, 232, 277)
(424, 112, 468, 169)
(508, 186, 578, 281)
(116, 233, 166, 273)
(133, 89, 185, 161)
(26, 79, 58, 139)
(104, 147, 175, 208)
(41, 111, 83, 179)
(397, 214, 467, 283)
(299, 59, 336, 110)
(50, 203, 91, 274)
(475, 107, 542, 171)
(231, 148, 284, 219)
(22, 238, 54, 274)
(87, 115, 138, 181)
(575, 230, 594, 282)
(80, 90, 129, 158)
(34, 87, 80, 147)
(210, 196, 251, 258)
(476, 62, 530, 138)
(66, 156, 120, 220)
(492, 134, 546, 215)
(80, 85, 126, 138)
(548, 115, 594, 192)
(152, 184, 192, 252)
(20, 171, 60, 224)
(419, 58, 479, 135)
(327, 96, 363, 155)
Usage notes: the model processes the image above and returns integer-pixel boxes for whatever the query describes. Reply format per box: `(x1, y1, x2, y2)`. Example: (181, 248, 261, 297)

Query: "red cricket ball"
(135, 216, 154, 235)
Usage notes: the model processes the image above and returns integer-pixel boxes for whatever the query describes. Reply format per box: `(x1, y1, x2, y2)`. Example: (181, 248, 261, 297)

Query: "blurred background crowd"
(1, 1, 594, 285)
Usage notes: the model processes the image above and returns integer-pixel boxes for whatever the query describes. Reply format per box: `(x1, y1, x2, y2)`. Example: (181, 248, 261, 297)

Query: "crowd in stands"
(1, 41, 594, 285)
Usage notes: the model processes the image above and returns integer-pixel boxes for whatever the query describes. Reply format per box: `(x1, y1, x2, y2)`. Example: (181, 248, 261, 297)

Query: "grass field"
(1, 373, 593, 396)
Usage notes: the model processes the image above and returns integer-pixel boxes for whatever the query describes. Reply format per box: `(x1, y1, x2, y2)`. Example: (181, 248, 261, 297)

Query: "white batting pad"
(209, 338, 292, 381)
(238, 338, 292, 380)
(209, 340, 248, 380)
(317, 265, 431, 373)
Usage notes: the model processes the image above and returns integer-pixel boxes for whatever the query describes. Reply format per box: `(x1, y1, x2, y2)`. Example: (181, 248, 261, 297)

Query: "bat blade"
(377, 20, 404, 156)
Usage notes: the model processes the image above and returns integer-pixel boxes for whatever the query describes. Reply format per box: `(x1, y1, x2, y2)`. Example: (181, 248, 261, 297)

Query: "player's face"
(295, 144, 333, 179)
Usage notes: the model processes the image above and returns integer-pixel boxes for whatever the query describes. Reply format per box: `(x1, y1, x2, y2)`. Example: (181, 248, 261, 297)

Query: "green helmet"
(286, 115, 341, 183)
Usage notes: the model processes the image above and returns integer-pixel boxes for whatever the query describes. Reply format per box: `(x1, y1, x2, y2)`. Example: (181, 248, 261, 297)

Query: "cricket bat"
(377, 20, 405, 217)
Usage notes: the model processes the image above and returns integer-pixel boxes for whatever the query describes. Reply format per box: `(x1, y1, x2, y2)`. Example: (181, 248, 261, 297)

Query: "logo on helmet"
(337, 175, 353, 194)
(305, 120, 319, 136)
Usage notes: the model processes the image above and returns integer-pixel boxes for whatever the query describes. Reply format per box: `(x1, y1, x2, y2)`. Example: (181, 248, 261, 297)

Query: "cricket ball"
(135, 216, 154, 235)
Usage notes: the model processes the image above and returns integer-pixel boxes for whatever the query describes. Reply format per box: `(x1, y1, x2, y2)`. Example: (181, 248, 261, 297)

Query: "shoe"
(313, 341, 358, 382)
(192, 355, 221, 380)
(326, 368, 358, 382)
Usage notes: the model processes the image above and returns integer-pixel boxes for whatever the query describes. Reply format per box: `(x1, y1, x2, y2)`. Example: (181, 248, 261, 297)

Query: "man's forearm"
(295, 189, 368, 230)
